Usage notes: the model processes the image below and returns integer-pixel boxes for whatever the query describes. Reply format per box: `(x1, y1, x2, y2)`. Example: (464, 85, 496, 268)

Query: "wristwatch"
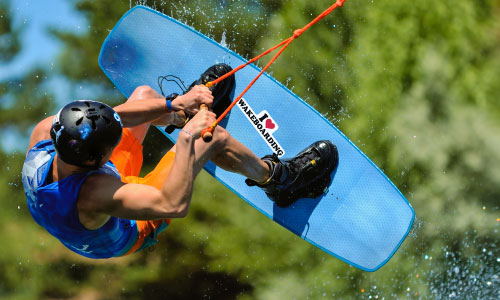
(165, 93, 179, 112)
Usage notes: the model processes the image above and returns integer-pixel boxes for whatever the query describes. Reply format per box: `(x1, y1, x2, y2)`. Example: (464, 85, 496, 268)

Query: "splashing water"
(220, 31, 227, 48)
(427, 234, 500, 299)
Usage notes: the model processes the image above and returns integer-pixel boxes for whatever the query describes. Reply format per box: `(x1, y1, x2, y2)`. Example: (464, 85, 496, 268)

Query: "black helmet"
(50, 100, 123, 167)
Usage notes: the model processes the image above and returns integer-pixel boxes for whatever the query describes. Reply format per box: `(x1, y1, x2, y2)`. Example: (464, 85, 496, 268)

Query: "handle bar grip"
(199, 104, 213, 142)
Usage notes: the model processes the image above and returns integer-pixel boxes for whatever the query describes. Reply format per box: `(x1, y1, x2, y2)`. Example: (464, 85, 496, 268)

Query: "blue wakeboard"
(99, 6, 415, 271)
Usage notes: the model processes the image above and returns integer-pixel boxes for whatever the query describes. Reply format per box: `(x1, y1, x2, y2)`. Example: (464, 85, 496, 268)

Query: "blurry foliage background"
(1, 0, 499, 299)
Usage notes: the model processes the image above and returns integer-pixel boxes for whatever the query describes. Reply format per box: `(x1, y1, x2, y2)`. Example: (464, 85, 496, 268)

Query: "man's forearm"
(113, 98, 171, 128)
(159, 131, 196, 216)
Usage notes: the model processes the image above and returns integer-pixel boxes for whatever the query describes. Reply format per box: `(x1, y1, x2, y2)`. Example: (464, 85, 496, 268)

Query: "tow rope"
(201, 0, 347, 141)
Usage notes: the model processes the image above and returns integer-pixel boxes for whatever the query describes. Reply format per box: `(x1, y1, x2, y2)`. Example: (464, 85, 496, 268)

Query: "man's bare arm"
(79, 130, 196, 221)
(79, 110, 215, 221)
(113, 85, 213, 127)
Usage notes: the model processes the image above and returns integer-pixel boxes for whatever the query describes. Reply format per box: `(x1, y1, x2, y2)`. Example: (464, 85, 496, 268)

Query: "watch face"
(166, 93, 179, 100)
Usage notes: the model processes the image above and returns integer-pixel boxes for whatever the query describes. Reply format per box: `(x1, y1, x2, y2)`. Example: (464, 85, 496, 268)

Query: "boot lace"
(286, 148, 321, 178)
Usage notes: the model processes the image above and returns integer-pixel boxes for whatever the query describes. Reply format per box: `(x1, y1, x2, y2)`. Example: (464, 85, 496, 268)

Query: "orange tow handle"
(199, 104, 215, 142)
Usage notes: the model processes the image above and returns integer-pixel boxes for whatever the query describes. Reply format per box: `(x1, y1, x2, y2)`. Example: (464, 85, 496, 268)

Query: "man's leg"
(133, 120, 336, 209)
(124, 85, 162, 144)
(206, 128, 270, 182)
(169, 125, 270, 183)
(187, 125, 339, 207)
(111, 85, 169, 177)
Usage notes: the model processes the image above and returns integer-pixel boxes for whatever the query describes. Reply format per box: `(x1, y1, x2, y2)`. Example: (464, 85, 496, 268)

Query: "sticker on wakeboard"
(237, 98, 285, 157)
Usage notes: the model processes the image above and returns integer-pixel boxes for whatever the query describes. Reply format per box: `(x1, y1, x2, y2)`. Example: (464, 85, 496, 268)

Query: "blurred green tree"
(0, 2, 58, 299)
(258, 0, 500, 298)
(1, 0, 499, 299)
(0, 2, 20, 62)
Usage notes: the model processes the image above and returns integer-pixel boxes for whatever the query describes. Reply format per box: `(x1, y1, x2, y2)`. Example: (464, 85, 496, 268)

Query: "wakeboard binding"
(164, 63, 235, 133)
(246, 140, 339, 207)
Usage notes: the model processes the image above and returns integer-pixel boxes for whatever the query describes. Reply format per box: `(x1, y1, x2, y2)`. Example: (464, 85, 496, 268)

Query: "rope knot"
(293, 29, 304, 38)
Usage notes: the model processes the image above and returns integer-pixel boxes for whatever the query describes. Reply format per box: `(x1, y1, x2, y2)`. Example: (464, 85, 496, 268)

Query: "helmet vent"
(76, 117, 84, 125)
(84, 101, 91, 107)
(71, 108, 81, 112)
(102, 116, 111, 124)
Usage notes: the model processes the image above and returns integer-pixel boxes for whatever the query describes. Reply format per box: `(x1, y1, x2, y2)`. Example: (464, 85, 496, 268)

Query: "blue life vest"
(22, 140, 138, 258)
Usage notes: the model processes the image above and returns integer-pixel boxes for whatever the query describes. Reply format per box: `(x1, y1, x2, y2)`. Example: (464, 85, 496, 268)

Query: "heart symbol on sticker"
(265, 119, 276, 130)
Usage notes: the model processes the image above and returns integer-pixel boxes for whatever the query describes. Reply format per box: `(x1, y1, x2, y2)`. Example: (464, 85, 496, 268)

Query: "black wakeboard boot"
(246, 140, 339, 207)
(165, 63, 235, 133)
(187, 63, 235, 117)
